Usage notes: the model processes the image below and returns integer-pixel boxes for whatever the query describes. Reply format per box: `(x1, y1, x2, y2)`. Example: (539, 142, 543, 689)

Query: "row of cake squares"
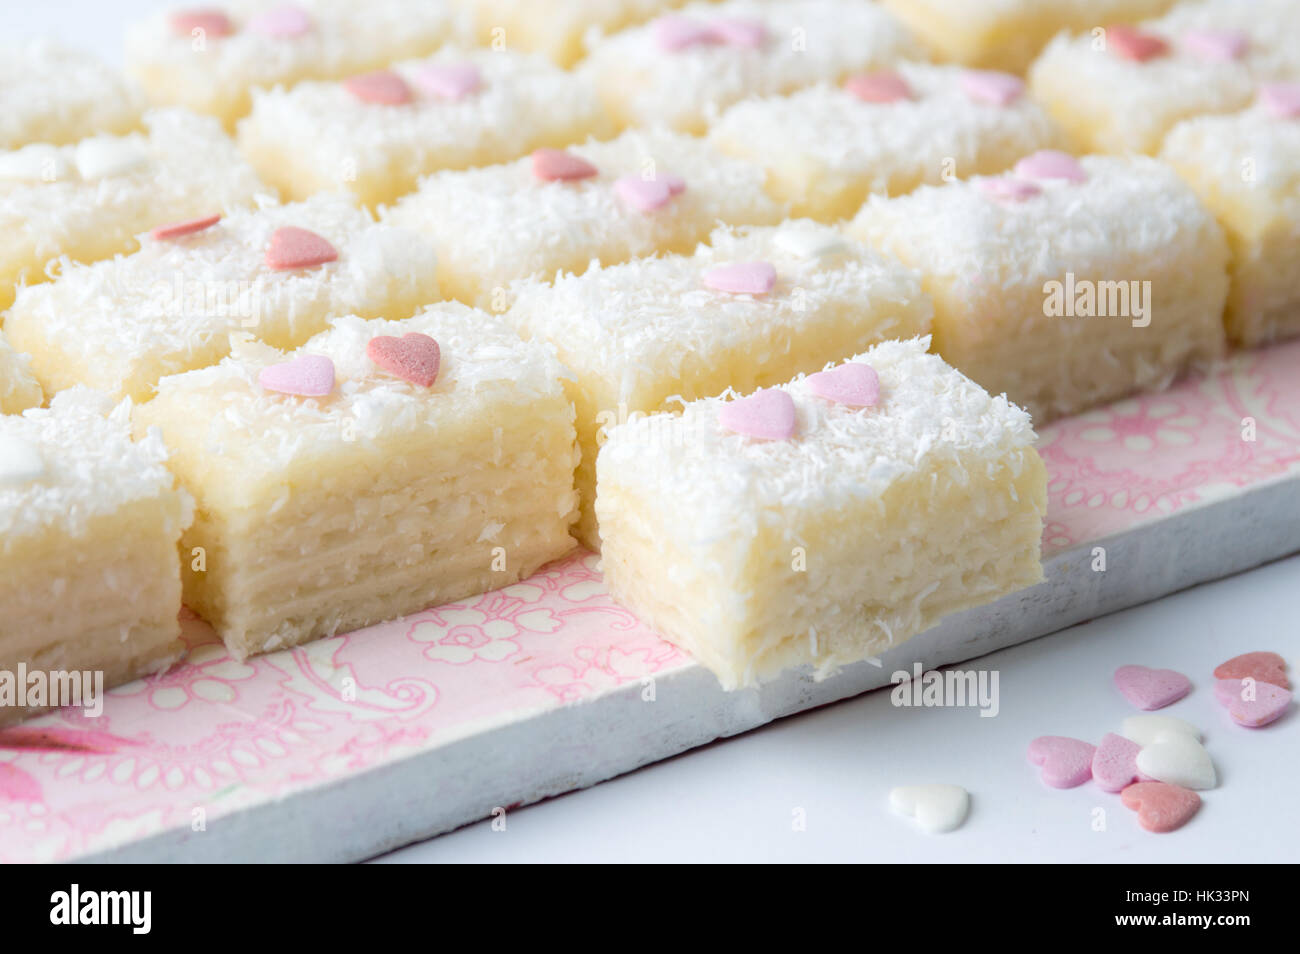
(6, 0, 1296, 158)
(6, 102, 1296, 422)
(2, 318, 1040, 721)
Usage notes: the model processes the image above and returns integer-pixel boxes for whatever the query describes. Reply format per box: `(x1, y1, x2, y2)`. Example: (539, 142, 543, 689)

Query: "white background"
(18, 1, 1299, 864)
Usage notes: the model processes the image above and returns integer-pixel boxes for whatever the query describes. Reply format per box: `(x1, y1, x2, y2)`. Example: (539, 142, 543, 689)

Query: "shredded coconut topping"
(579, 0, 923, 131)
(0, 388, 188, 543)
(598, 337, 1036, 540)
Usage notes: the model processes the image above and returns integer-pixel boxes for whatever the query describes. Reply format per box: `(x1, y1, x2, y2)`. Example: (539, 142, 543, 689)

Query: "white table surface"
(19, 1, 1300, 865)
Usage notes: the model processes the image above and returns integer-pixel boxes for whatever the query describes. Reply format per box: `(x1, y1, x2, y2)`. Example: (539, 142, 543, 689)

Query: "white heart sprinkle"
(1121, 714, 1201, 747)
(0, 436, 46, 485)
(74, 138, 149, 180)
(889, 784, 970, 833)
(1135, 732, 1216, 791)
(0, 144, 69, 183)
(773, 228, 849, 260)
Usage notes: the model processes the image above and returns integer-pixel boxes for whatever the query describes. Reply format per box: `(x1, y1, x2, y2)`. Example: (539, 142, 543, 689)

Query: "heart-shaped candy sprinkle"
(1213, 678, 1292, 728)
(151, 214, 221, 241)
(1114, 664, 1192, 710)
(1107, 25, 1169, 62)
(344, 70, 412, 105)
(170, 9, 235, 37)
(1260, 82, 1300, 119)
(654, 15, 714, 51)
(1134, 732, 1216, 790)
(960, 70, 1024, 106)
(1027, 736, 1095, 788)
(1182, 29, 1247, 62)
(703, 261, 776, 295)
(845, 70, 912, 103)
(889, 784, 970, 833)
(1120, 781, 1200, 833)
(74, 138, 149, 180)
(259, 354, 335, 397)
(772, 228, 849, 260)
(265, 226, 338, 270)
(531, 148, 598, 182)
(366, 332, 441, 388)
(249, 5, 312, 38)
(709, 17, 767, 49)
(1091, 732, 1145, 793)
(415, 63, 482, 101)
(0, 436, 45, 485)
(806, 363, 879, 407)
(718, 388, 796, 441)
(1122, 714, 1201, 746)
(978, 177, 1041, 203)
(614, 174, 685, 212)
(1013, 150, 1087, 183)
(1214, 651, 1288, 689)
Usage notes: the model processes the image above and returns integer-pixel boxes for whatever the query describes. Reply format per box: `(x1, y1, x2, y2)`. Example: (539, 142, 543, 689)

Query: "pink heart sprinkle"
(1027, 736, 1096, 788)
(366, 333, 441, 388)
(614, 176, 682, 212)
(259, 354, 335, 397)
(1013, 149, 1087, 183)
(249, 5, 312, 38)
(708, 17, 767, 49)
(1260, 82, 1300, 119)
(170, 9, 235, 37)
(344, 70, 412, 106)
(416, 63, 482, 101)
(1121, 781, 1200, 833)
(1214, 678, 1292, 728)
(654, 15, 715, 51)
(531, 148, 598, 182)
(1107, 25, 1169, 62)
(1114, 664, 1192, 710)
(1092, 732, 1146, 793)
(1214, 651, 1289, 689)
(960, 69, 1024, 106)
(703, 261, 776, 296)
(806, 362, 879, 407)
(845, 70, 912, 104)
(150, 213, 221, 241)
(1182, 28, 1247, 62)
(978, 177, 1041, 203)
(718, 388, 796, 441)
(265, 226, 338, 271)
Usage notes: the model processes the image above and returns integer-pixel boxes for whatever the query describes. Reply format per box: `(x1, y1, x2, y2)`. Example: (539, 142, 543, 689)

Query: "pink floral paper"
(2, 341, 1298, 862)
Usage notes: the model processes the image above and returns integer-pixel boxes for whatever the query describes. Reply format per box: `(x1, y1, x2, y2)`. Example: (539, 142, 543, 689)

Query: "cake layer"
(508, 221, 933, 548)
(1029, 0, 1300, 154)
(456, 0, 690, 67)
(579, 0, 924, 133)
(881, 0, 1177, 74)
(709, 62, 1065, 222)
(126, 0, 465, 127)
(849, 154, 1230, 422)
(381, 129, 783, 308)
(1, 389, 193, 725)
(1, 40, 145, 149)
(0, 329, 42, 415)
(135, 306, 579, 658)
(5, 193, 439, 403)
(0, 109, 269, 311)
(596, 337, 1047, 689)
(1161, 94, 1300, 347)
(238, 47, 612, 207)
